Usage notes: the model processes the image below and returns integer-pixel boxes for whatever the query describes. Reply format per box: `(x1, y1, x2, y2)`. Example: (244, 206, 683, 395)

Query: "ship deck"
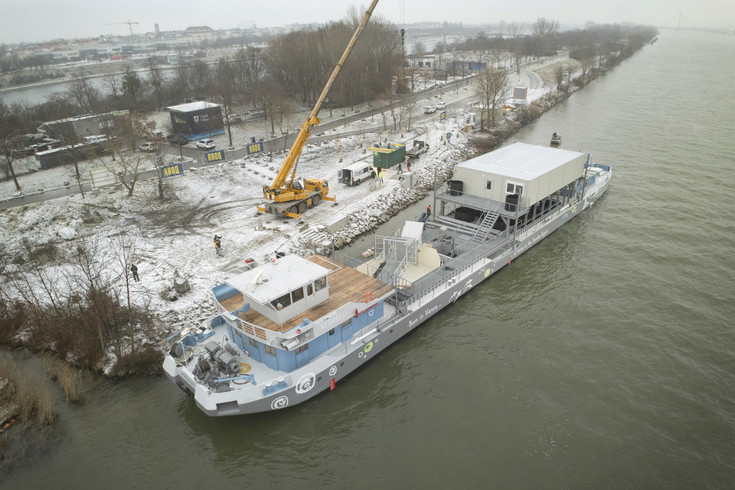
(219, 255, 394, 333)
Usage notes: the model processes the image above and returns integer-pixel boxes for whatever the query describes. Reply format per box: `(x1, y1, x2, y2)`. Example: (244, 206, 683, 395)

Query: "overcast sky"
(0, 0, 730, 44)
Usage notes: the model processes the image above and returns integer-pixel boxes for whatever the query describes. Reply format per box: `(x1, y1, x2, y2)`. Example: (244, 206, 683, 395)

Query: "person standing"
(397, 161, 403, 174)
(130, 264, 140, 282)
(378, 169, 384, 184)
(426, 205, 431, 221)
(214, 235, 223, 257)
(407, 161, 412, 172)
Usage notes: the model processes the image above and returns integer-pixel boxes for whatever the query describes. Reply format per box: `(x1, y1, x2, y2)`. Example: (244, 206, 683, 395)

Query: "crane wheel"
(312, 195, 321, 206)
(298, 202, 307, 214)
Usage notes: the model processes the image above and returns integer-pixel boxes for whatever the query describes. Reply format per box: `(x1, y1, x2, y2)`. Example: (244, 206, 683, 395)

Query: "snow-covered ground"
(0, 56, 573, 365)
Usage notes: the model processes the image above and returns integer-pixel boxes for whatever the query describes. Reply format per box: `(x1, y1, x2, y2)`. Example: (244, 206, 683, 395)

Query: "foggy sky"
(0, 0, 730, 44)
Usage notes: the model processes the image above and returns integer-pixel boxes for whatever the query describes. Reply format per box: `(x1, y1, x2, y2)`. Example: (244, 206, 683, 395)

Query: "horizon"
(1, 0, 730, 45)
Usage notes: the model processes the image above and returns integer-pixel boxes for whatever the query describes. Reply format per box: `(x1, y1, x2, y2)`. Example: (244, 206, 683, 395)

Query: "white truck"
(339, 161, 376, 186)
(406, 140, 429, 160)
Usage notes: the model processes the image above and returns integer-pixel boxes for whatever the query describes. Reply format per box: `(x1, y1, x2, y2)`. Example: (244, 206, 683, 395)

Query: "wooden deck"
(219, 255, 394, 334)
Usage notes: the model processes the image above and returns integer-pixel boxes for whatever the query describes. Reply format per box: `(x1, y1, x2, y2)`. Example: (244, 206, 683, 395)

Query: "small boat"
(163, 143, 611, 416)
(550, 132, 562, 146)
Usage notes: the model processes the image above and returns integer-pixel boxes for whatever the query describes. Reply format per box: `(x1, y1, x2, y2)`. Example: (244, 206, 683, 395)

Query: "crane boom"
(260, 0, 379, 218)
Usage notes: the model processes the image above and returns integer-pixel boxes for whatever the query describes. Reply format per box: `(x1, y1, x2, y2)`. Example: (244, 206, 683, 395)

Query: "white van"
(339, 161, 376, 186)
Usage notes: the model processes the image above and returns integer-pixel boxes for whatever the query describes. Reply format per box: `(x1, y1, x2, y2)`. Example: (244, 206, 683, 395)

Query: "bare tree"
(233, 46, 265, 95)
(190, 60, 211, 99)
(112, 235, 137, 358)
(66, 72, 100, 113)
(0, 131, 23, 190)
(555, 64, 566, 93)
(506, 21, 523, 39)
(211, 57, 239, 148)
(103, 71, 121, 101)
(102, 113, 155, 196)
(476, 66, 509, 129)
(566, 63, 576, 89)
(531, 18, 560, 57)
(145, 56, 165, 110)
(122, 65, 142, 112)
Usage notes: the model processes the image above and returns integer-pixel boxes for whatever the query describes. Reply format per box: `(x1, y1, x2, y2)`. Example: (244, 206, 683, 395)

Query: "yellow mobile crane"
(257, 0, 380, 219)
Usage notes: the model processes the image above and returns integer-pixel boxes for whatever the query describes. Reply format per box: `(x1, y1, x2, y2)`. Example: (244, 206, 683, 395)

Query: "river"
(3, 29, 735, 488)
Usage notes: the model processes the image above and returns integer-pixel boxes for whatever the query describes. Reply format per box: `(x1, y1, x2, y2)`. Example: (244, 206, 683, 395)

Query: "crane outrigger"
(257, 0, 380, 219)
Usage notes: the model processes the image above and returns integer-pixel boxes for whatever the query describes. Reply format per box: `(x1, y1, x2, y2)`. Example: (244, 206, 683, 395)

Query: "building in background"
(167, 101, 224, 141)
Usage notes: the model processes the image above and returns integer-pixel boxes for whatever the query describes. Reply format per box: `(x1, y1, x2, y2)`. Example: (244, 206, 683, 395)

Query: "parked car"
(424, 105, 437, 114)
(196, 138, 216, 150)
(138, 142, 157, 152)
(436, 101, 446, 110)
(227, 114, 242, 123)
(167, 134, 189, 146)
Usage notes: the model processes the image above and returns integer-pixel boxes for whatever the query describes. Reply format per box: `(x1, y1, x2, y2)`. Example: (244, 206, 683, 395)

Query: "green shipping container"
(369, 143, 406, 169)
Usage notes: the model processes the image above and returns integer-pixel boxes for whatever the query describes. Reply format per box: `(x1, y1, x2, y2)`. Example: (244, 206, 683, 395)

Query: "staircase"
(470, 209, 500, 243)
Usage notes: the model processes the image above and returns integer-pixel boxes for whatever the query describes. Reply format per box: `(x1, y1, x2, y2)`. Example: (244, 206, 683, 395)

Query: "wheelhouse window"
(271, 292, 292, 310)
(264, 345, 276, 356)
(292, 286, 304, 303)
(486, 181, 492, 190)
(315, 277, 327, 291)
(307, 284, 314, 296)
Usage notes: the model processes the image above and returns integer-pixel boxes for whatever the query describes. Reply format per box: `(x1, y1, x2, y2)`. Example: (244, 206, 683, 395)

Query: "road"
(1, 56, 555, 210)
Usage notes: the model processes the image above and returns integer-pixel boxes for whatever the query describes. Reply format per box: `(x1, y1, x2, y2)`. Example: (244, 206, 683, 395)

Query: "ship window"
(341, 319, 352, 329)
(315, 277, 327, 291)
(486, 181, 492, 190)
(271, 292, 292, 310)
(249, 337, 258, 347)
(295, 344, 308, 354)
(292, 287, 304, 303)
(307, 284, 314, 295)
(329, 328, 335, 336)
(506, 182, 524, 196)
(264, 345, 276, 356)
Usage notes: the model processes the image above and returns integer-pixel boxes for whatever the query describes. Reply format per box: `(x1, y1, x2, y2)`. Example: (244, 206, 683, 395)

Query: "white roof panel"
(457, 142, 585, 180)
(225, 254, 329, 304)
(167, 101, 220, 112)
(401, 221, 424, 242)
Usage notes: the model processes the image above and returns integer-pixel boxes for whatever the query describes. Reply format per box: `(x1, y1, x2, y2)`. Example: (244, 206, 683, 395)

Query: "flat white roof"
(457, 142, 585, 180)
(167, 101, 220, 112)
(225, 254, 329, 304)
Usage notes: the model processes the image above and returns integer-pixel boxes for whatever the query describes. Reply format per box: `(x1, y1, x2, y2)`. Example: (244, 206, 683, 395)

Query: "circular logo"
(364, 341, 373, 353)
(295, 373, 316, 394)
(271, 396, 289, 410)
(329, 365, 338, 376)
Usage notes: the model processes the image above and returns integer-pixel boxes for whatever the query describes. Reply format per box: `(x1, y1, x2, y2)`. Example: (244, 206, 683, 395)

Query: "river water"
(3, 29, 735, 488)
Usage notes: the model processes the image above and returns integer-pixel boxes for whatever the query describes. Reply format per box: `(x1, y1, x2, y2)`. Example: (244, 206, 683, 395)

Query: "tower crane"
(103, 20, 140, 36)
(257, 0, 379, 219)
